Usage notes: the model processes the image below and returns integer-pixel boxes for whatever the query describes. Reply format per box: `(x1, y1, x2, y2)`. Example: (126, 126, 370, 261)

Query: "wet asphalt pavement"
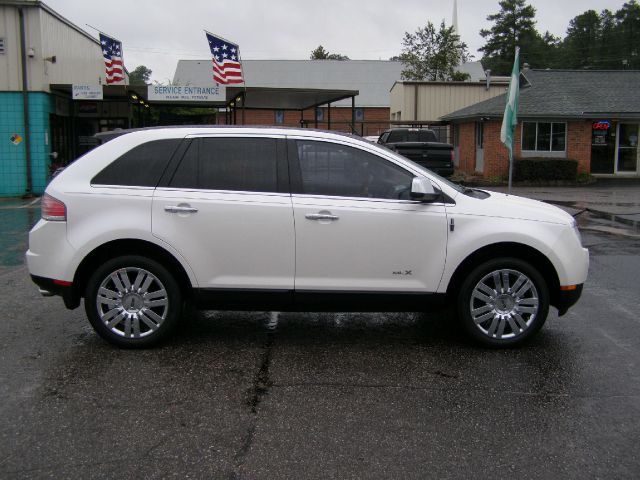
(1, 190, 640, 479)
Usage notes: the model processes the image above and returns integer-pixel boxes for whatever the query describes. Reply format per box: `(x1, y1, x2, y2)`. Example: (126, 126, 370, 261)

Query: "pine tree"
(615, 1, 640, 69)
(479, 0, 539, 74)
(562, 10, 602, 68)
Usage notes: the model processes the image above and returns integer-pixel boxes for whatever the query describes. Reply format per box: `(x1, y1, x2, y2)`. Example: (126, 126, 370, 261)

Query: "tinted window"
(169, 137, 278, 192)
(92, 139, 180, 187)
(296, 140, 414, 200)
(387, 130, 438, 143)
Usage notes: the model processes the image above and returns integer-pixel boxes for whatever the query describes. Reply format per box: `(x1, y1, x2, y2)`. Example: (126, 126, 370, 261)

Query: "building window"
(0, 38, 5, 54)
(453, 124, 459, 148)
(315, 108, 324, 122)
(522, 122, 566, 152)
(274, 110, 284, 124)
(354, 108, 364, 121)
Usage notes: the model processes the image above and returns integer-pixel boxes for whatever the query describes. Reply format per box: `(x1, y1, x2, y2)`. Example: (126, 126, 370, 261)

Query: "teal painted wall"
(0, 92, 53, 197)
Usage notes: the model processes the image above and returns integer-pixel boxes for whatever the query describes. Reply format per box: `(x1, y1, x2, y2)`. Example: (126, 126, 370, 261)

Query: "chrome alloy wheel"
(96, 267, 169, 338)
(469, 269, 540, 340)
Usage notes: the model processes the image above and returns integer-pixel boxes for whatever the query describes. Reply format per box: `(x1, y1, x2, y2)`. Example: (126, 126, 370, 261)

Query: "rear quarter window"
(91, 139, 181, 187)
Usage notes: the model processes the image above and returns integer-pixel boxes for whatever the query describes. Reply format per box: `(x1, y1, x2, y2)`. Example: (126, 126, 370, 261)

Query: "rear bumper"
(554, 284, 583, 316)
(30, 275, 81, 310)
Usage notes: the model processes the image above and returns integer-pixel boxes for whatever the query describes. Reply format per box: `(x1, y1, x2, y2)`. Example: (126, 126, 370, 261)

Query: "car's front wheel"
(84, 255, 182, 348)
(457, 257, 549, 347)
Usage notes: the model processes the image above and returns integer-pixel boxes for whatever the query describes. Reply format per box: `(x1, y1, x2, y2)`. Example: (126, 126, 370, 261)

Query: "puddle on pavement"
(544, 199, 640, 234)
(0, 199, 40, 267)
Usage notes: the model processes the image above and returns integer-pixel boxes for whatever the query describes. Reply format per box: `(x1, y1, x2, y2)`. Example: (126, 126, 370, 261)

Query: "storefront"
(591, 120, 639, 175)
(441, 69, 640, 178)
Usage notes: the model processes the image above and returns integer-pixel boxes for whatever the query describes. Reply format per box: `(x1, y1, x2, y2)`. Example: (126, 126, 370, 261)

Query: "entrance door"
(475, 122, 484, 173)
(591, 120, 616, 174)
(617, 123, 639, 173)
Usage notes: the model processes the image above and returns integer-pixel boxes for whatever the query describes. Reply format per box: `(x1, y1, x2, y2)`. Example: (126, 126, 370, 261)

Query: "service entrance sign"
(148, 85, 225, 102)
(72, 84, 103, 100)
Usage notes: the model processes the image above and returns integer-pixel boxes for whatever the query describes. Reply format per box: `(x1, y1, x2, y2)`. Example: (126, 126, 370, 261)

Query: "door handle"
(164, 205, 198, 213)
(305, 213, 339, 221)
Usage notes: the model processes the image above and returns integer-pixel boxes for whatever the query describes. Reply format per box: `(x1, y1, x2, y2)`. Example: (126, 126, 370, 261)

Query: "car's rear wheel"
(84, 255, 182, 348)
(457, 257, 549, 347)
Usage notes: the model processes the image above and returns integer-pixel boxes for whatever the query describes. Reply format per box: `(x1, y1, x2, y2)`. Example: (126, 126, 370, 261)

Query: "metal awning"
(50, 84, 358, 110)
(225, 87, 358, 110)
(49, 83, 361, 132)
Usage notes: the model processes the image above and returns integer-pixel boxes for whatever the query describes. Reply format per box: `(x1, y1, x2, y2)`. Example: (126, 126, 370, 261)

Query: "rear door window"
(168, 137, 279, 192)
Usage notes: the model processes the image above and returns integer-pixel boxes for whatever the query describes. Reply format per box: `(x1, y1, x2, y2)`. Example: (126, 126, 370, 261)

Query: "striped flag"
(205, 32, 244, 85)
(99, 33, 124, 84)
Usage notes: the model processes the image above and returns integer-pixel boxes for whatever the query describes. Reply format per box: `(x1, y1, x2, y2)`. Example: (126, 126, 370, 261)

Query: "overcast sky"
(45, 0, 630, 83)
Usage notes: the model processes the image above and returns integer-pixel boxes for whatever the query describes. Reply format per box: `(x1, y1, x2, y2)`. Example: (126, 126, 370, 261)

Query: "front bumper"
(555, 284, 583, 316)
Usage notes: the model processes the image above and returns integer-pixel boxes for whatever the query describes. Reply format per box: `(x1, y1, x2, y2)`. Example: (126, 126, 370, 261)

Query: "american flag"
(99, 33, 124, 85)
(206, 32, 244, 85)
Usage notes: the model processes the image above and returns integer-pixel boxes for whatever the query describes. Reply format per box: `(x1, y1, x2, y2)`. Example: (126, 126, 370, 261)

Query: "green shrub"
(513, 158, 578, 182)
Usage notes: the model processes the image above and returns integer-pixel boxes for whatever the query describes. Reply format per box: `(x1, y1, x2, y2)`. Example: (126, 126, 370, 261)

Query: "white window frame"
(521, 121, 567, 157)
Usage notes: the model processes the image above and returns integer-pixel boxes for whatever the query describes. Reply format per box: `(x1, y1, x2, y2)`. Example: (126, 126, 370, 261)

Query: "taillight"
(41, 193, 66, 221)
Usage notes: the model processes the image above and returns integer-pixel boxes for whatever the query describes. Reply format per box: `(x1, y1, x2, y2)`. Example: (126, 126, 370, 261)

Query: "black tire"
(84, 255, 182, 348)
(457, 257, 549, 348)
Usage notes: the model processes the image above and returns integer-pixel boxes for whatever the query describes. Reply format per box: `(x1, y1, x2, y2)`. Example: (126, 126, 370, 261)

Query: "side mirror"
(410, 177, 440, 202)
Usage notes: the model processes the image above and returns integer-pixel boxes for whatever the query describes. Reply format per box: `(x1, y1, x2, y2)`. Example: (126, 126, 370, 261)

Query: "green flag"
(501, 47, 520, 154)
(502, 47, 520, 193)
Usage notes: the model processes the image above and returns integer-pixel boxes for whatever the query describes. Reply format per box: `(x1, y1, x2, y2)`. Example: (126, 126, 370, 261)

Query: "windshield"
(387, 130, 438, 143)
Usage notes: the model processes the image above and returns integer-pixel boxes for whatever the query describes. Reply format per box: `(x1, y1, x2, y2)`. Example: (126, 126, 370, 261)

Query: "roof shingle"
(441, 69, 640, 121)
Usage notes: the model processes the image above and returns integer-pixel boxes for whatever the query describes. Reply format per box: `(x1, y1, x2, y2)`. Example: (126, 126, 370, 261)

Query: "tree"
(598, 9, 619, 68)
(310, 45, 349, 60)
(479, 0, 539, 74)
(558, 2, 640, 70)
(129, 65, 152, 85)
(399, 20, 471, 81)
(562, 10, 602, 68)
(615, 0, 640, 69)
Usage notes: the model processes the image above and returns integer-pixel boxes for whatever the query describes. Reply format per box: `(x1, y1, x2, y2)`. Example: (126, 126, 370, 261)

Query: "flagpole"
(85, 24, 122, 43)
(508, 149, 514, 195)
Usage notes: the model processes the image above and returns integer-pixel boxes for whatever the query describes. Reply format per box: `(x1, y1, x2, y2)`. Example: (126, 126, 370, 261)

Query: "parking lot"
(1, 189, 640, 479)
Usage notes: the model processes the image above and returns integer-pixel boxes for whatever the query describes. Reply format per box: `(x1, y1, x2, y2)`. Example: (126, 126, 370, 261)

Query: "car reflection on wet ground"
(1, 191, 640, 478)
(0, 198, 39, 267)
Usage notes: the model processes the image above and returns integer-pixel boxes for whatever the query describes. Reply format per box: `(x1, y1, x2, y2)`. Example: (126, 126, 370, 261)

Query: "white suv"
(27, 127, 588, 348)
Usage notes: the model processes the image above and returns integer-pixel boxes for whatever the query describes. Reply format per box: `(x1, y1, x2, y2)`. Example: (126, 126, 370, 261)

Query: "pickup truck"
(377, 128, 454, 177)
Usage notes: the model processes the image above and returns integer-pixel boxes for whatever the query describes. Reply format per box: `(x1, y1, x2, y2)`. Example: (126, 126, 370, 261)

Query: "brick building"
(442, 70, 640, 178)
(173, 59, 486, 137)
